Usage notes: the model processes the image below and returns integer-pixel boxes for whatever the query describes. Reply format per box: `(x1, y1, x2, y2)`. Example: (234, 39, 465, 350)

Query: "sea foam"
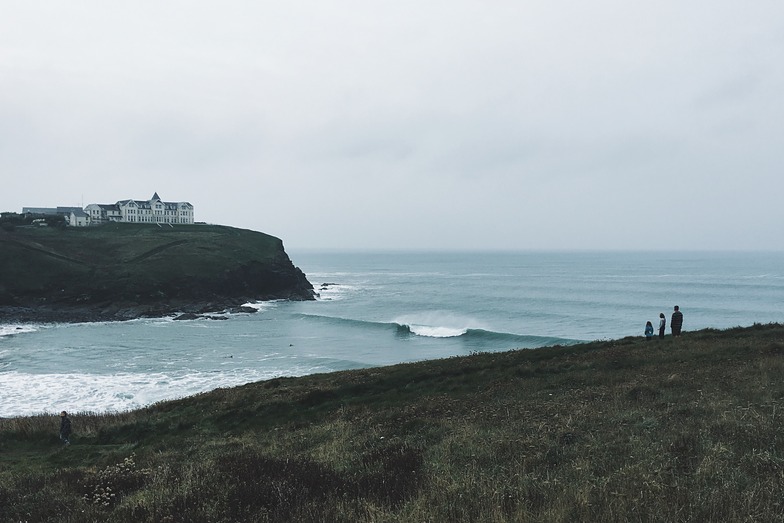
(0, 367, 320, 418)
(240, 301, 279, 312)
(394, 312, 486, 338)
(407, 324, 468, 338)
(0, 324, 39, 338)
(314, 283, 358, 302)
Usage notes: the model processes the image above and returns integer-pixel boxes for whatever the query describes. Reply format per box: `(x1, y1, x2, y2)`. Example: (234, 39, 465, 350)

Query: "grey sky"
(2, 1, 783, 250)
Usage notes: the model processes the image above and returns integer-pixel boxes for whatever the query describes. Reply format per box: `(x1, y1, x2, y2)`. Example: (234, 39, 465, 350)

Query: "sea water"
(1, 251, 782, 417)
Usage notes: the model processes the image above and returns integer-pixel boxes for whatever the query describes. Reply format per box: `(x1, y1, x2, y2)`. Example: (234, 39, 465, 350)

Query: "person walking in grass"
(671, 305, 684, 337)
(658, 312, 666, 339)
(59, 411, 72, 446)
(645, 321, 654, 340)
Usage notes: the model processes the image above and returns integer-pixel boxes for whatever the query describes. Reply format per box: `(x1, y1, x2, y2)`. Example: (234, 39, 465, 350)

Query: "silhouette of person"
(658, 313, 666, 339)
(59, 411, 72, 446)
(671, 306, 683, 337)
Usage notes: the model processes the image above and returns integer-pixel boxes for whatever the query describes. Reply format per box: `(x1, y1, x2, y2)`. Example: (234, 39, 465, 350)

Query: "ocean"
(1, 251, 782, 418)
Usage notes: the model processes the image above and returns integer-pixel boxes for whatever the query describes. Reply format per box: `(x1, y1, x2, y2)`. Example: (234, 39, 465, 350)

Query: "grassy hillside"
(2, 324, 784, 522)
(0, 223, 313, 318)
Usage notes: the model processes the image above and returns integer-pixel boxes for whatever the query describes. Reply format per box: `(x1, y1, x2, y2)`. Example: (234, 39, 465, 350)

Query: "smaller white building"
(21, 206, 89, 226)
(85, 204, 122, 223)
(68, 209, 90, 227)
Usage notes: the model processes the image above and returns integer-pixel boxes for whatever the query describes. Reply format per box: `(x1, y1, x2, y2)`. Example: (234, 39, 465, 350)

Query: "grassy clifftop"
(2, 323, 783, 521)
(0, 223, 313, 321)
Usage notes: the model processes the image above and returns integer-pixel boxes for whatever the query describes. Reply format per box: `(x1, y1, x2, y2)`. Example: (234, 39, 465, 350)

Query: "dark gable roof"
(106, 195, 191, 212)
(56, 207, 83, 214)
(22, 207, 58, 214)
(117, 199, 150, 209)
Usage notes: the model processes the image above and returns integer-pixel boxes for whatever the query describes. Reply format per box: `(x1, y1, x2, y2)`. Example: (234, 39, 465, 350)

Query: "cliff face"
(0, 223, 314, 322)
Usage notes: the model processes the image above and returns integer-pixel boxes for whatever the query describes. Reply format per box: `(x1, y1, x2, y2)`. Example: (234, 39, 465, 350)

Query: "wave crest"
(396, 323, 468, 338)
(393, 312, 482, 339)
(296, 312, 578, 347)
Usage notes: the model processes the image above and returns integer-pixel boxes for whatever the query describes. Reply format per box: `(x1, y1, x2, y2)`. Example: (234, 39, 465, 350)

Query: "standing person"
(644, 321, 654, 340)
(658, 313, 666, 339)
(59, 411, 72, 446)
(671, 306, 683, 337)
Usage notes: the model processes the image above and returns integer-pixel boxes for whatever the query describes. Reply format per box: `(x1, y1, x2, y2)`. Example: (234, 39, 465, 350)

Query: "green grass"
(2, 324, 784, 521)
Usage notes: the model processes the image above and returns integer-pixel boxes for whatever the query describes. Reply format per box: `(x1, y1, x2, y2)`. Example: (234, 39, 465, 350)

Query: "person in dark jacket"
(658, 313, 666, 339)
(59, 411, 72, 446)
(671, 306, 683, 337)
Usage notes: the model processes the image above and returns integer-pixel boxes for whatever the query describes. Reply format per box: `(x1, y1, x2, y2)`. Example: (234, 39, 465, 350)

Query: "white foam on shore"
(0, 324, 40, 338)
(239, 301, 279, 312)
(0, 366, 326, 418)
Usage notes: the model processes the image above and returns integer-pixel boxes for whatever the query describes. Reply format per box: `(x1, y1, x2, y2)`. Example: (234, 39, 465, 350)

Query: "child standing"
(644, 321, 654, 340)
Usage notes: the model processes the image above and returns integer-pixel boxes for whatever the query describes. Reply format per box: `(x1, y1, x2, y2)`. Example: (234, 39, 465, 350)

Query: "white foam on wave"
(394, 312, 486, 339)
(239, 301, 279, 312)
(314, 283, 357, 302)
(0, 324, 40, 338)
(0, 366, 322, 418)
(408, 325, 468, 338)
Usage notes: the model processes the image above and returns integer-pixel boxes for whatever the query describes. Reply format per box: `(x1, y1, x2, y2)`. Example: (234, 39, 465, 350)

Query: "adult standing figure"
(671, 306, 683, 337)
(658, 313, 666, 339)
(59, 411, 72, 446)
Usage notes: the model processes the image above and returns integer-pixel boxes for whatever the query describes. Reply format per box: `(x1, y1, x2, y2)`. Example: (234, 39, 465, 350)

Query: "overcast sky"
(1, 2, 783, 251)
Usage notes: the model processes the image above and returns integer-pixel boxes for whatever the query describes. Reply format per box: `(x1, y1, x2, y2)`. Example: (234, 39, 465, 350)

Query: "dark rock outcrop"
(0, 223, 315, 323)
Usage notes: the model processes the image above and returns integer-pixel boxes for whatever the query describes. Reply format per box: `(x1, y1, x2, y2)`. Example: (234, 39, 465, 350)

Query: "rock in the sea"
(173, 313, 201, 321)
(226, 305, 259, 314)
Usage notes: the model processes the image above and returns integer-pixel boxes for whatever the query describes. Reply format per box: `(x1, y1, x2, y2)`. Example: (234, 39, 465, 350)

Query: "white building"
(21, 206, 90, 227)
(68, 209, 90, 227)
(85, 193, 194, 225)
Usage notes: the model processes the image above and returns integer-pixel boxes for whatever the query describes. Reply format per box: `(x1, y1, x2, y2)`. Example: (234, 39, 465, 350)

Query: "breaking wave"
(295, 313, 576, 348)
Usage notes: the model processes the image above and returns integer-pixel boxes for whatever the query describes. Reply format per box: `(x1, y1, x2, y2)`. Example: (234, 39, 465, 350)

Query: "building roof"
(116, 194, 191, 210)
(22, 207, 58, 215)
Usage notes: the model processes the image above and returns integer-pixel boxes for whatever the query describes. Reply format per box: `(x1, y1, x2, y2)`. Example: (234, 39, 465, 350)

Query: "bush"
(81, 453, 151, 508)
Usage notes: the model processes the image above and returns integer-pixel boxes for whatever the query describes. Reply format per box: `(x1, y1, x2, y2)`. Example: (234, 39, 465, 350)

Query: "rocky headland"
(0, 223, 314, 323)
